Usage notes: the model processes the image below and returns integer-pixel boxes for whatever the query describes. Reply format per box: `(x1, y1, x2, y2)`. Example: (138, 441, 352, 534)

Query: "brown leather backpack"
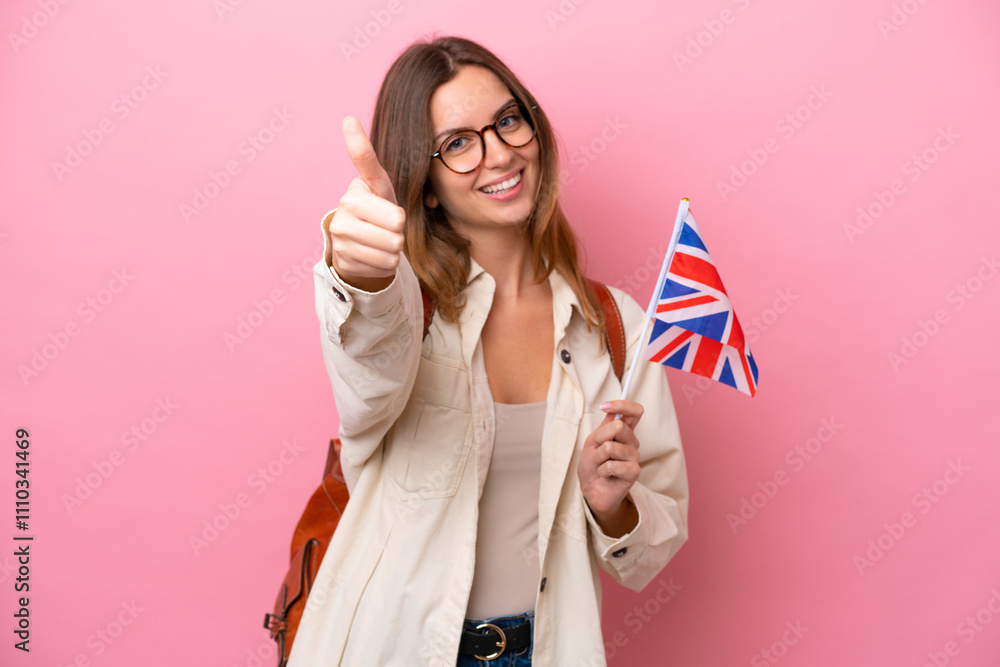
(263, 280, 626, 666)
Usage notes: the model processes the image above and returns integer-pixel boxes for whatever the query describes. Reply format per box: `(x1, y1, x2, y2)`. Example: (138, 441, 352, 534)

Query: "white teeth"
(480, 172, 521, 194)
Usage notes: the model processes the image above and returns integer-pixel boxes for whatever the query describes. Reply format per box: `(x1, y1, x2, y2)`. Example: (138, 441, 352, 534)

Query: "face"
(424, 65, 541, 237)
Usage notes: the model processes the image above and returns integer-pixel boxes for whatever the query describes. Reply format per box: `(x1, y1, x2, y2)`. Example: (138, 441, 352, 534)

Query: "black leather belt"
(458, 620, 532, 660)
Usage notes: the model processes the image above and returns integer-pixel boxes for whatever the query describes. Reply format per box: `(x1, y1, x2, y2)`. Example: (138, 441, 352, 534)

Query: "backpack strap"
(420, 287, 435, 339)
(588, 280, 626, 383)
(417, 282, 624, 381)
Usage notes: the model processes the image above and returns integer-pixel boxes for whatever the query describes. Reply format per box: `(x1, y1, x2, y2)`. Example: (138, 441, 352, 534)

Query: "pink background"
(3, 1, 999, 665)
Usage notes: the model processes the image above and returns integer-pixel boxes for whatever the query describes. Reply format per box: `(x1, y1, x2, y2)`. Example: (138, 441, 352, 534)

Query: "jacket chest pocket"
(385, 358, 473, 499)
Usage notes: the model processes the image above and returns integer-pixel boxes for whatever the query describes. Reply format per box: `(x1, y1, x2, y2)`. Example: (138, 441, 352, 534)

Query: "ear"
(424, 189, 439, 209)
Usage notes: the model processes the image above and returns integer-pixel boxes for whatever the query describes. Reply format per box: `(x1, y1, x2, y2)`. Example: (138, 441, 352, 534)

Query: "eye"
(497, 108, 523, 131)
(442, 132, 474, 154)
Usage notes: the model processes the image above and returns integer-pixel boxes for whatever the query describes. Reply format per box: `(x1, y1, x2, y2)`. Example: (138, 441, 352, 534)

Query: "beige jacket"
(288, 212, 689, 667)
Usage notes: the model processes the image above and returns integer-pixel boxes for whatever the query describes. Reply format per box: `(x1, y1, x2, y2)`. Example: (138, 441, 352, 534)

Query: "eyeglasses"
(430, 102, 537, 174)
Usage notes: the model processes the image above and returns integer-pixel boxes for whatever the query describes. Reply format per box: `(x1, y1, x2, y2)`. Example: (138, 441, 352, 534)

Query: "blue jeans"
(455, 611, 534, 667)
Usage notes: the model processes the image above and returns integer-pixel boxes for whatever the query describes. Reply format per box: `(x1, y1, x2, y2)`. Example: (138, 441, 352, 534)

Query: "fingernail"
(600, 402, 612, 411)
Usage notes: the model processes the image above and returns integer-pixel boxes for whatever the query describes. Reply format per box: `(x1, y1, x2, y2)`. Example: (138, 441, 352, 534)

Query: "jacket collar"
(464, 255, 584, 334)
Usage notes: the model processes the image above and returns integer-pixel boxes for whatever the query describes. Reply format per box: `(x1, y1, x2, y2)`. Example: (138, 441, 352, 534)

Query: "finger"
(330, 239, 403, 276)
(339, 180, 405, 233)
(594, 439, 639, 467)
(592, 417, 638, 449)
(342, 116, 398, 205)
(332, 221, 405, 259)
(597, 459, 639, 481)
(600, 400, 643, 429)
(331, 252, 399, 280)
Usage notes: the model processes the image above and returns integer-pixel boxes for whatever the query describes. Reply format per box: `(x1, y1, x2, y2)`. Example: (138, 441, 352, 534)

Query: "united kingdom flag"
(646, 208, 759, 396)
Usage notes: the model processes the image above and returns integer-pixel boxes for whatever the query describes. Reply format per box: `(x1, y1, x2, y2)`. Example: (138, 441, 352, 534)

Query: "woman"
(289, 36, 689, 666)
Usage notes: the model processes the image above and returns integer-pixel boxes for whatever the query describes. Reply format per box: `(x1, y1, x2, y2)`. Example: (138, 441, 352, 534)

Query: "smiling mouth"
(479, 171, 522, 195)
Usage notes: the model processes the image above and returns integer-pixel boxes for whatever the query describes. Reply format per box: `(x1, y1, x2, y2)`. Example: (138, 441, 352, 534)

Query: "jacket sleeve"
(583, 287, 689, 591)
(313, 209, 423, 482)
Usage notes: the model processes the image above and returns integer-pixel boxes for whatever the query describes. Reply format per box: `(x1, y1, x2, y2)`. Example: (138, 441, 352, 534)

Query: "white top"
(464, 400, 547, 619)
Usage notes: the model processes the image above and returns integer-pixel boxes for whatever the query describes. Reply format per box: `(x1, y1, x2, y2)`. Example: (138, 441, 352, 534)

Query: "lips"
(479, 170, 522, 195)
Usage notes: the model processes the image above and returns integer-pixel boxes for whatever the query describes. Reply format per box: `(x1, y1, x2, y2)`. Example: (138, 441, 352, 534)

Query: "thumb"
(342, 116, 398, 205)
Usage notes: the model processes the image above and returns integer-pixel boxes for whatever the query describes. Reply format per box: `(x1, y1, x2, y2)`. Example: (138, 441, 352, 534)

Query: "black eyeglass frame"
(430, 102, 539, 174)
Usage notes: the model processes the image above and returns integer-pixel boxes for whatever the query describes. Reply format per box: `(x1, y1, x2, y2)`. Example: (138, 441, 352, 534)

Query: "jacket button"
(560, 349, 571, 363)
(612, 547, 628, 558)
(539, 577, 547, 592)
(331, 286, 346, 302)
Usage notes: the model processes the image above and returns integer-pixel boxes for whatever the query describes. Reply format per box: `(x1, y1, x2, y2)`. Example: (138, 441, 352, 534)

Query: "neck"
(465, 225, 540, 298)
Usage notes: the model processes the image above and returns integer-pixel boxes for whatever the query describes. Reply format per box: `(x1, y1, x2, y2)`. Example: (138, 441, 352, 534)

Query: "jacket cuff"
(585, 491, 649, 571)
(315, 208, 405, 343)
(586, 475, 684, 583)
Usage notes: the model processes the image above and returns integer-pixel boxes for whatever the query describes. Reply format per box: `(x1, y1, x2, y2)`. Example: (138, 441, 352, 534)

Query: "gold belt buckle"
(473, 622, 507, 660)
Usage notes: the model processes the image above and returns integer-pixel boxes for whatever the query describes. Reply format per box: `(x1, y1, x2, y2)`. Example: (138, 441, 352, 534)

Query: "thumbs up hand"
(328, 116, 407, 292)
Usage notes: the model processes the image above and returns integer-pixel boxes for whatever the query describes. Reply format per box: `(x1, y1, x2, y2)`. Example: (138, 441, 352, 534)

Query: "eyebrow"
(432, 98, 518, 145)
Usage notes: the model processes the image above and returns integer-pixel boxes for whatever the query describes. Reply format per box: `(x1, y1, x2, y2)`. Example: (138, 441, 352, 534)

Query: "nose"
(481, 128, 515, 170)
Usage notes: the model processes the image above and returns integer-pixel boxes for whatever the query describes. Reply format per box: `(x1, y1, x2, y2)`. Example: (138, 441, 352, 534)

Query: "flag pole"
(619, 198, 690, 403)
